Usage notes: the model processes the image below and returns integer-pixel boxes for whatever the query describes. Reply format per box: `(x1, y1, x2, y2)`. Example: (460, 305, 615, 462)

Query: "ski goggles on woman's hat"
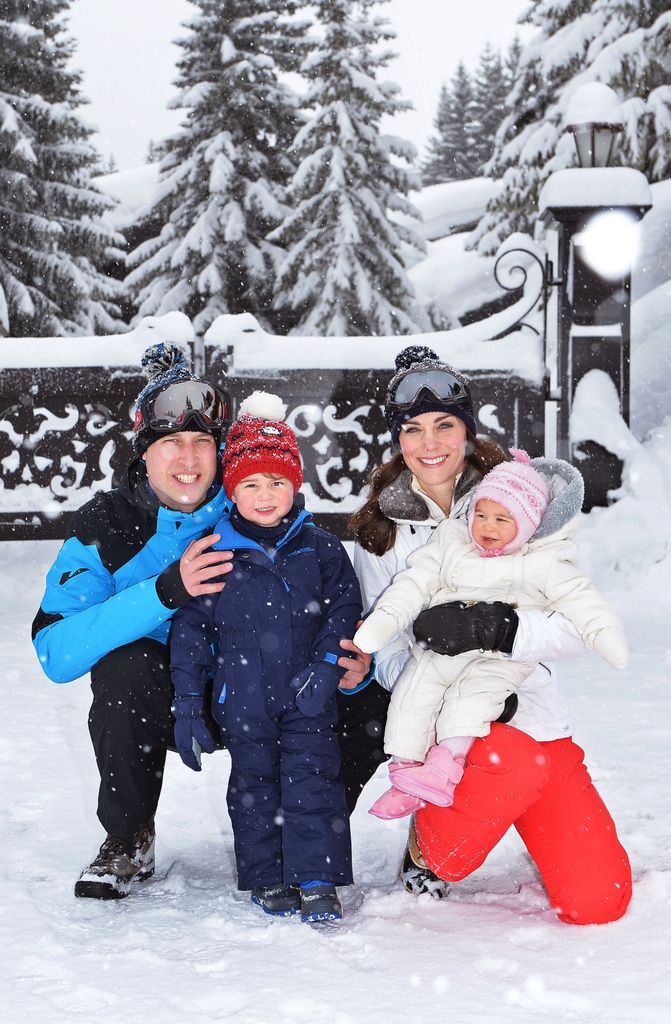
(386, 365, 472, 415)
(135, 379, 231, 434)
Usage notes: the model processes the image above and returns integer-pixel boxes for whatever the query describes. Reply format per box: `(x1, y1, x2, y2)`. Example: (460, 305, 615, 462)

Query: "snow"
(564, 82, 623, 127)
(93, 164, 161, 230)
(398, 179, 502, 242)
(205, 288, 545, 382)
(408, 233, 499, 320)
(539, 168, 653, 212)
(632, 179, 671, 301)
(4, 408, 671, 1022)
(0, 312, 194, 369)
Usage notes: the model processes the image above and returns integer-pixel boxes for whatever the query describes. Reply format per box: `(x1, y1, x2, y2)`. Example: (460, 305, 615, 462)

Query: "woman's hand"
(337, 629, 373, 690)
(413, 601, 519, 655)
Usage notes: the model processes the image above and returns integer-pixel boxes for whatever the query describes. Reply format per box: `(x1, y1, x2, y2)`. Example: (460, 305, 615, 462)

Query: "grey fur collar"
(378, 465, 482, 525)
(530, 457, 585, 539)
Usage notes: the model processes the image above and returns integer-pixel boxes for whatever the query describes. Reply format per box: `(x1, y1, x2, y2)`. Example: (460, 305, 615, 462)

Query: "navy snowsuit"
(170, 503, 362, 890)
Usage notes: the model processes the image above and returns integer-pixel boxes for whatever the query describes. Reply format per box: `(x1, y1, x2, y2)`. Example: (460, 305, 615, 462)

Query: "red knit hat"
(222, 391, 303, 499)
(468, 450, 549, 555)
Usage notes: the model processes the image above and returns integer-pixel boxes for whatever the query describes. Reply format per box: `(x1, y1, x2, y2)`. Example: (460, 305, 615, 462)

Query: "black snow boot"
(251, 884, 301, 917)
(300, 884, 343, 923)
(400, 823, 450, 899)
(74, 820, 155, 900)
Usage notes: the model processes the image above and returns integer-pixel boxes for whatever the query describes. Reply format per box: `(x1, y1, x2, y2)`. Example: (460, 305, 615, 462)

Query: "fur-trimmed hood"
(528, 457, 584, 540)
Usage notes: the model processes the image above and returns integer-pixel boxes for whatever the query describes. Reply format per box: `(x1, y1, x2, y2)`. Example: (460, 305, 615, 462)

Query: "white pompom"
(238, 390, 287, 422)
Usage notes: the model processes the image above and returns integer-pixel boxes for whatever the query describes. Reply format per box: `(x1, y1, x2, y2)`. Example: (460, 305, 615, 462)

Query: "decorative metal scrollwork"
(493, 247, 549, 336)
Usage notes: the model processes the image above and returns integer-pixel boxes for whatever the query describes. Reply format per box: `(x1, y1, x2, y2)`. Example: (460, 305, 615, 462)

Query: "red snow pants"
(414, 724, 632, 925)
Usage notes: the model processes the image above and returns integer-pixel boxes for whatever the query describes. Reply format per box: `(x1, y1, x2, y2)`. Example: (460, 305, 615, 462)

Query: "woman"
(346, 344, 632, 925)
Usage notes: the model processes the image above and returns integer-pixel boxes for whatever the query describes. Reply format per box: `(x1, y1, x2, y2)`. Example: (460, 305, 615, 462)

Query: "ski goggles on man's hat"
(135, 379, 231, 434)
(386, 365, 472, 415)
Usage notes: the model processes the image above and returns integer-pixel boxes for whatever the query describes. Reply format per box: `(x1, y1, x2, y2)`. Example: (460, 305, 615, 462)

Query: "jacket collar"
(378, 465, 482, 526)
(214, 502, 312, 557)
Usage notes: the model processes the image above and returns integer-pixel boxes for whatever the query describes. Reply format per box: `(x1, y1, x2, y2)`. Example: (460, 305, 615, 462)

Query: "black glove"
(413, 601, 519, 656)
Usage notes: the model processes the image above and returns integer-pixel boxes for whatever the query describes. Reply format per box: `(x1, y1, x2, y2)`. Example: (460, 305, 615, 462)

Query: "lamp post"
(539, 83, 652, 508)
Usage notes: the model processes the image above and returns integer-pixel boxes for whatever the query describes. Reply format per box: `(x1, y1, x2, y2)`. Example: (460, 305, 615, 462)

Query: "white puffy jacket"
(353, 461, 598, 742)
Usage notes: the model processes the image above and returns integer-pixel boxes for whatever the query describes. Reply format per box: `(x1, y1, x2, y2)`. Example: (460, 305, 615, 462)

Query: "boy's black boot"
(251, 884, 301, 916)
(74, 820, 155, 900)
(300, 884, 342, 923)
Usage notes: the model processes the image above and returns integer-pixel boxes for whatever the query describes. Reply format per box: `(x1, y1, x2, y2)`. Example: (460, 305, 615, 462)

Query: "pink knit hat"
(468, 450, 549, 555)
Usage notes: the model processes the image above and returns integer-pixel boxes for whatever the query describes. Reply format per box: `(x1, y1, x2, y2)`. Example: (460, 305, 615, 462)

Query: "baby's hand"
(353, 609, 400, 655)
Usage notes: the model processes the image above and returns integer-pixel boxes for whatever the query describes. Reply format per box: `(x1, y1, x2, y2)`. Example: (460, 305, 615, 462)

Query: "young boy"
(169, 392, 362, 922)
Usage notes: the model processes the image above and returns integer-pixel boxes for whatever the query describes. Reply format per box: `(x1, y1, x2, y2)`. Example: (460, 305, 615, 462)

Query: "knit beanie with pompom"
(222, 391, 303, 499)
(132, 342, 224, 454)
(386, 345, 477, 445)
(468, 449, 549, 555)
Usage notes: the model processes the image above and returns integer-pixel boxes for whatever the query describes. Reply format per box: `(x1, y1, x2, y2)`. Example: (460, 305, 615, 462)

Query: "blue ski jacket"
(32, 460, 228, 683)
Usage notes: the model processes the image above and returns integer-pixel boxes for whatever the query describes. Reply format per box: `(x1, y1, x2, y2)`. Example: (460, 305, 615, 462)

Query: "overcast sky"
(69, 0, 530, 171)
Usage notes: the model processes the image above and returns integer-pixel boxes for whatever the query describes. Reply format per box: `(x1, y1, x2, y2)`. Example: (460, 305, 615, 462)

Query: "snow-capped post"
(538, 82, 652, 509)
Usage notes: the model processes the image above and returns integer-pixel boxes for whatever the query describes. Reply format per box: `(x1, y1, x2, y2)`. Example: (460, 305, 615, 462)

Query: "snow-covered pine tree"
(422, 63, 479, 184)
(270, 0, 428, 337)
(125, 0, 309, 334)
(0, 0, 123, 337)
(473, 0, 671, 255)
(471, 45, 510, 175)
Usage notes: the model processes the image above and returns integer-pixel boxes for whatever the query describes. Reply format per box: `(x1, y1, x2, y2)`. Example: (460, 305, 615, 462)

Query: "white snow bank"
(571, 371, 671, 594)
(632, 178, 671, 301)
(409, 233, 500, 321)
(539, 167, 652, 212)
(400, 179, 501, 241)
(0, 312, 194, 369)
(631, 276, 671, 439)
(94, 163, 161, 229)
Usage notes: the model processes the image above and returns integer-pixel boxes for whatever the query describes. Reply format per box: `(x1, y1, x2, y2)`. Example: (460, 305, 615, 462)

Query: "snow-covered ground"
(2, 417, 671, 1024)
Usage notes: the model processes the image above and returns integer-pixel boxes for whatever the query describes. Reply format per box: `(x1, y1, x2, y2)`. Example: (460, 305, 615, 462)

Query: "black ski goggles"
(138, 380, 231, 433)
(386, 366, 471, 414)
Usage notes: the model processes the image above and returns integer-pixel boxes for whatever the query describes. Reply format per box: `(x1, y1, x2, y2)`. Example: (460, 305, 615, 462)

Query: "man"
(32, 342, 369, 901)
(32, 343, 236, 898)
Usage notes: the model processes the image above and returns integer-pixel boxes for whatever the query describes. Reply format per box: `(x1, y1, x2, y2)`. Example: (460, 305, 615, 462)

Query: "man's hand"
(337, 626, 373, 691)
(413, 601, 519, 656)
(179, 534, 233, 598)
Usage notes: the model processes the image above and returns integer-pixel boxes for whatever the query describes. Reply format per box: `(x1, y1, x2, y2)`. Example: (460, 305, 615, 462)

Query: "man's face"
(142, 432, 218, 512)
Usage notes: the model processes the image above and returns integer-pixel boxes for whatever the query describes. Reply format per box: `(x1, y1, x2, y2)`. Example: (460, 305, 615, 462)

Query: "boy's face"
(471, 498, 517, 550)
(232, 472, 294, 527)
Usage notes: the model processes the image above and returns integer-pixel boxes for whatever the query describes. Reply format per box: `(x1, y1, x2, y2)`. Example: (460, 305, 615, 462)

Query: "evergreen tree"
(471, 44, 509, 175)
(422, 63, 479, 184)
(0, 0, 123, 337)
(271, 0, 428, 336)
(473, 0, 671, 255)
(504, 35, 523, 92)
(125, 0, 309, 334)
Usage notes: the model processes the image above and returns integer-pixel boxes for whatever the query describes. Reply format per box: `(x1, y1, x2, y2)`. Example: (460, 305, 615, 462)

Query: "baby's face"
(471, 499, 517, 551)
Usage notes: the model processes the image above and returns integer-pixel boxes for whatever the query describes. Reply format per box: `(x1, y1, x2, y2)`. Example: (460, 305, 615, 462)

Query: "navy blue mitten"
(290, 659, 343, 717)
(172, 695, 218, 772)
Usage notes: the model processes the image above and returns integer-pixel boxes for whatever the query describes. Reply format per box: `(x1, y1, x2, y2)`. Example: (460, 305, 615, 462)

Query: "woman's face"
(398, 412, 467, 491)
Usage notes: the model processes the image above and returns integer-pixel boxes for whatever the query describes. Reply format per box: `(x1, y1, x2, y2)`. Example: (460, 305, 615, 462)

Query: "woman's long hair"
(349, 432, 511, 556)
